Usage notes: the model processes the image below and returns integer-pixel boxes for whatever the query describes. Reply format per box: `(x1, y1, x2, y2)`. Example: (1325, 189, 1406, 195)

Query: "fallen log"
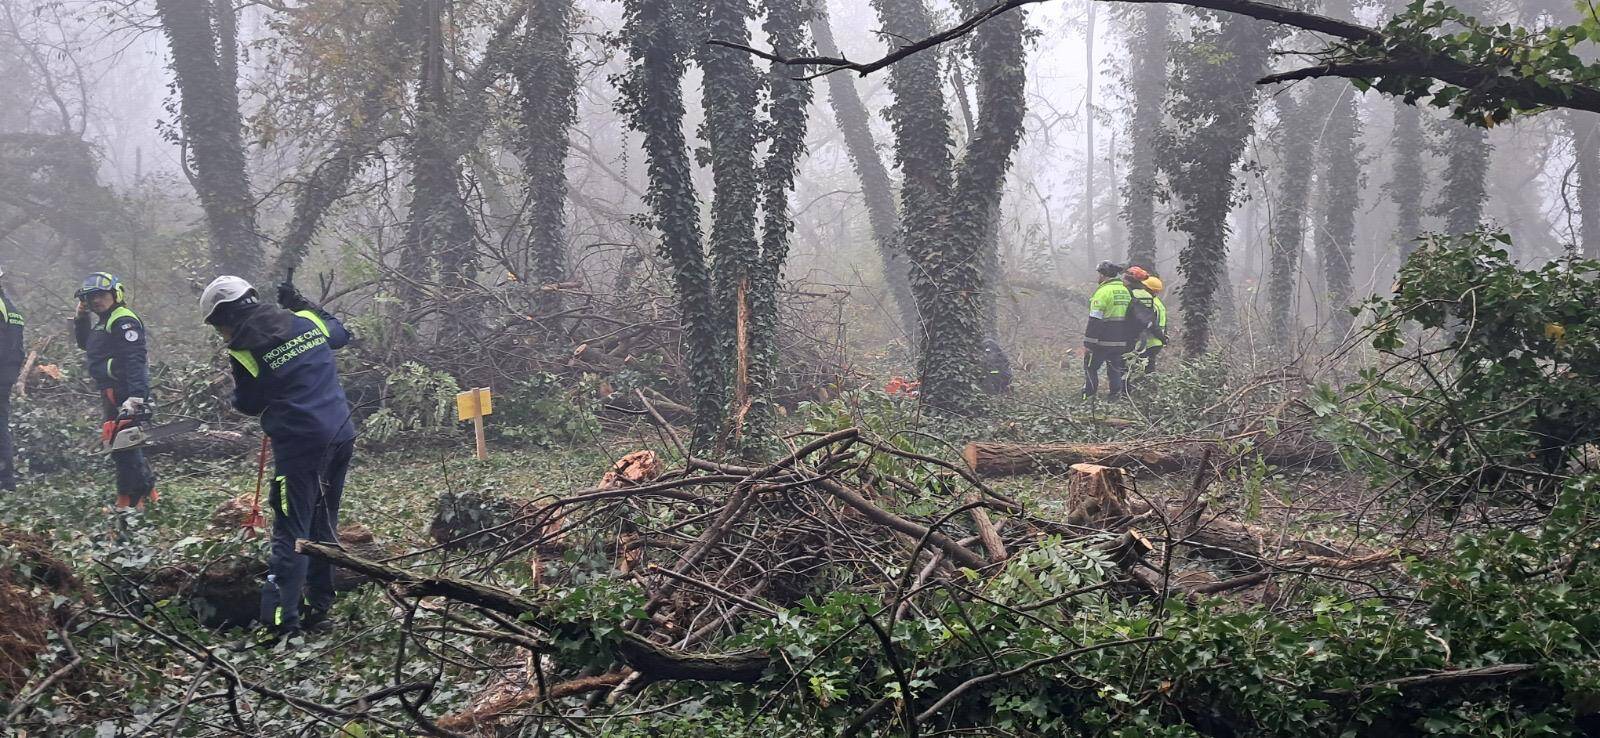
(1064, 464, 1133, 528)
(963, 437, 1342, 478)
(298, 541, 772, 683)
(964, 442, 1184, 476)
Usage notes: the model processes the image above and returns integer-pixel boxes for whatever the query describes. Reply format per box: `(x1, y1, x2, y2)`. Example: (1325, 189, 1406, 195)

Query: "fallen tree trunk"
(963, 437, 1342, 478)
(964, 442, 1184, 476)
(298, 541, 772, 683)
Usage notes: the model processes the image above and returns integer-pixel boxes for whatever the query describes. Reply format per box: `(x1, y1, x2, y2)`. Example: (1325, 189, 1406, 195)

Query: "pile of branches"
(354, 255, 858, 415)
(77, 401, 1500, 737)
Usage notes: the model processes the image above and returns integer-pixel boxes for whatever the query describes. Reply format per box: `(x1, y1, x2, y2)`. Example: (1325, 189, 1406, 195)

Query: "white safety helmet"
(200, 275, 257, 323)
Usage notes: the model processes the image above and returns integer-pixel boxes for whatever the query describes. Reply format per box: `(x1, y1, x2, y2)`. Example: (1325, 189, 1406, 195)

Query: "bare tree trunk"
(810, 6, 918, 340)
(154, 0, 261, 274)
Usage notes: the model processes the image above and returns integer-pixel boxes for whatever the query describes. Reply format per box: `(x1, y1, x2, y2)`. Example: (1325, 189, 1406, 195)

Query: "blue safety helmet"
(75, 272, 125, 303)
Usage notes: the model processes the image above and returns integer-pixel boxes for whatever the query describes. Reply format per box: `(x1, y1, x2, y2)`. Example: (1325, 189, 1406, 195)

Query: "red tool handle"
(244, 436, 270, 536)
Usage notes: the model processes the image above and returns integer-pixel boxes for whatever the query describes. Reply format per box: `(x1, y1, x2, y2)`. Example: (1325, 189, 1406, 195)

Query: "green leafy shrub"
(490, 372, 600, 447)
(12, 394, 95, 476)
(361, 362, 460, 444)
(1320, 232, 1600, 506)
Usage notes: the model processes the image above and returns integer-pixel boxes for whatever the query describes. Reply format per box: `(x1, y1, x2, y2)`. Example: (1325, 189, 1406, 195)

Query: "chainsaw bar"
(104, 419, 204, 453)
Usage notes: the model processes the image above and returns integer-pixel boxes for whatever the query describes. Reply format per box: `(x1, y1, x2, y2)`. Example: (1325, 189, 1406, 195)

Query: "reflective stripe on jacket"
(1085, 281, 1134, 351)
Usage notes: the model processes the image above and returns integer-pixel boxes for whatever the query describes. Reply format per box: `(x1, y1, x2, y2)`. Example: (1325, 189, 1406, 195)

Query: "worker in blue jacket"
(0, 267, 24, 491)
(201, 275, 356, 638)
(72, 272, 156, 509)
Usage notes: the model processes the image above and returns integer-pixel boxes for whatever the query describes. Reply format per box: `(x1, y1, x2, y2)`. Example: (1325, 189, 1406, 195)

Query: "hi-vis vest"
(1085, 281, 1134, 351)
(230, 310, 332, 378)
(0, 295, 23, 327)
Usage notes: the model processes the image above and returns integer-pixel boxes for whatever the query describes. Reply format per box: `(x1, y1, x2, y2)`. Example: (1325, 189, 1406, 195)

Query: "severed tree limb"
(297, 541, 771, 682)
(706, 0, 1051, 79)
(714, 0, 1600, 117)
(1317, 663, 1544, 698)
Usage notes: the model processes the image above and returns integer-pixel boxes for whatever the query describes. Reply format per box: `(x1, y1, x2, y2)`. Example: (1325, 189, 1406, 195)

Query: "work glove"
(277, 281, 313, 312)
(119, 396, 147, 417)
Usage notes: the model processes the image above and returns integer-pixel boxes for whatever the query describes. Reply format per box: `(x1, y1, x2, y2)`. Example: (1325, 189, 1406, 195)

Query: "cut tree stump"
(1064, 463, 1134, 528)
(964, 442, 1183, 476)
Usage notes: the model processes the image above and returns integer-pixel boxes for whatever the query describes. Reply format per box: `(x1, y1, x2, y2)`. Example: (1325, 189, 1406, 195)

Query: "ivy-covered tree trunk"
(1267, 90, 1320, 344)
(875, 0, 1025, 414)
(811, 7, 918, 339)
(400, 0, 478, 306)
(1392, 101, 1425, 258)
(1434, 0, 1489, 235)
(1312, 10, 1362, 336)
(154, 0, 261, 275)
(1161, 10, 1271, 356)
(741, 0, 812, 457)
(512, 0, 579, 314)
(1122, 4, 1169, 268)
(1569, 112, 1600, 258)
(874, 0, 958, 404)
(620, 0, 724, 449)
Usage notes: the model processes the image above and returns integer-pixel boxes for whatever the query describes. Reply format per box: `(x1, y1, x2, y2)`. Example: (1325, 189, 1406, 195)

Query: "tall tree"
(874, 0, 1026, 414)
(620, 0, 722, 447)
(399, 0, 477, 306)
(1567, 111, 1600, 258)
(1266, 89, 1320, 344)
(1391, 102, 1426, 258)
(811, 6, 918, 338)
(1313, 79, 1361, 334)
(1432, 0, 1490, 235)
(620, 0, 811, 453)
(511, 0, 580, 313)
(1122, 4, 1170, 268)
(154, 0, 261, 274)
(743, 0, 812, 453)
(1310, 0, 1362, 335)
(1160, 9, 1272, 355)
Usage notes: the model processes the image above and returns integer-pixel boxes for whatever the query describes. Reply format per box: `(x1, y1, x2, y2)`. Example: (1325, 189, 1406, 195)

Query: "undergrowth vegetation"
(3, 234, 1600, 736)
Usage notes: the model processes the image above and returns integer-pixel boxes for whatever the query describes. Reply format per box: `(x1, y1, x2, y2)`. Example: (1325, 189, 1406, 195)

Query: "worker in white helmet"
(201, 274, 355, 639)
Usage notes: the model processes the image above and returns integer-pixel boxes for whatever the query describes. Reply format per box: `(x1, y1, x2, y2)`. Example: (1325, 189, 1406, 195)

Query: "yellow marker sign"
(456, 387, 494, 421)
(456, 387, 493, 460)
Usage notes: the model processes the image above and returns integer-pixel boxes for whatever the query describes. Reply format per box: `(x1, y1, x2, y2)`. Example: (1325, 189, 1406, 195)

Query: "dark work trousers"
(101, 394, 155, 503)
(264, 438, 354, 631)
(1083, 348, 1128, 398)
(1142, 346, 1163, 374)
(0, 386, 15, 490)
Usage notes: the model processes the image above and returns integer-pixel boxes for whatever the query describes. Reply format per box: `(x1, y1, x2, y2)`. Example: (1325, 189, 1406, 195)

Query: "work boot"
(115, 494, 132, 509)
(301, 606, 336, 634)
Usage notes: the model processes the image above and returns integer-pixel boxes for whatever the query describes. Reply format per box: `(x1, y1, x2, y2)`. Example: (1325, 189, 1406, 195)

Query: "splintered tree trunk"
(154, 0, 261, 274)
(810, 6, 918, 338)
(512, 0, 580, 314)
(1065, 463, 1132, 528)
(1123, 4, 1169, 268)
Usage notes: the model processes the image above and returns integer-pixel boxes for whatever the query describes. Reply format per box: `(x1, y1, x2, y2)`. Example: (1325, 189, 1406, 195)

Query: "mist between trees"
(5, 0, 1600, 734)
